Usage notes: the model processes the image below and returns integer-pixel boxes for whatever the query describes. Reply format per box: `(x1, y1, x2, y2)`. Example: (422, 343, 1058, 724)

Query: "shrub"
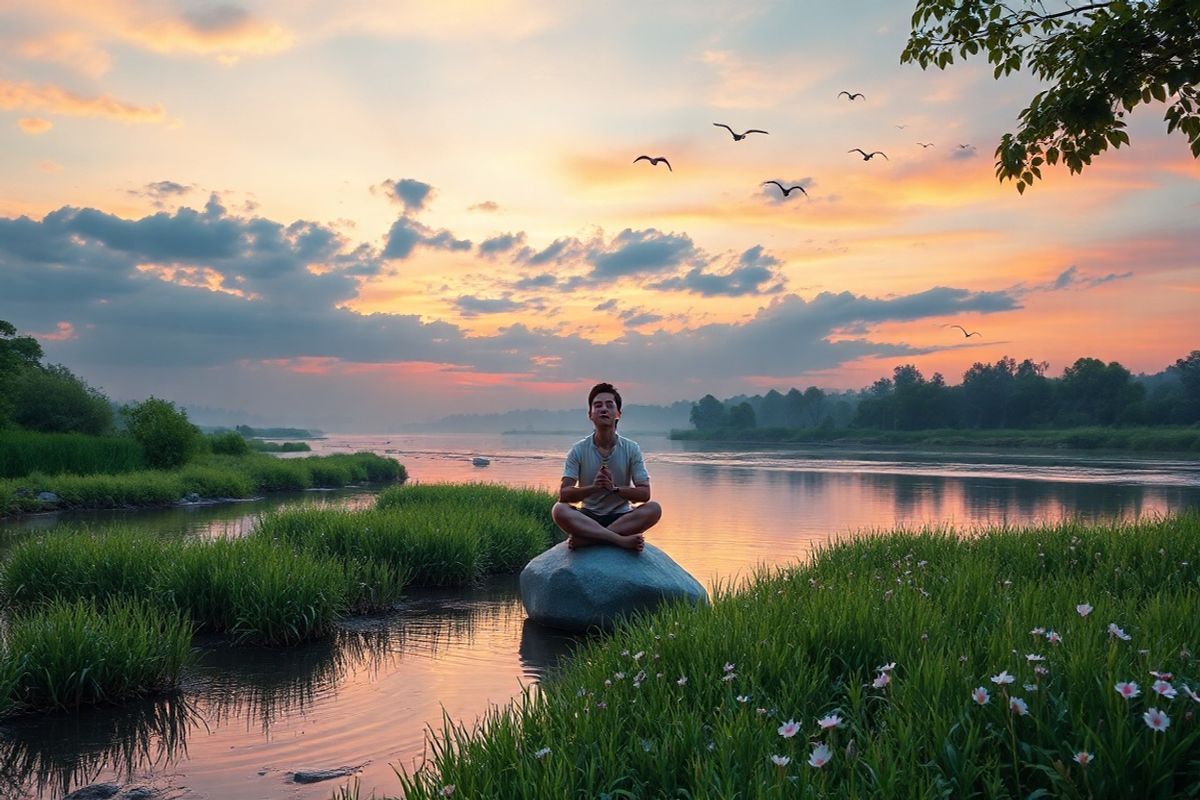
(9, 364, 114, 435)
(207, 431, 250, 456)
(122, 398, 200, 469)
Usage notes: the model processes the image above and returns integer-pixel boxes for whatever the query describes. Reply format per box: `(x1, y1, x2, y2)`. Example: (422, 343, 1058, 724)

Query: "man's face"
(589, 392, 620, 428)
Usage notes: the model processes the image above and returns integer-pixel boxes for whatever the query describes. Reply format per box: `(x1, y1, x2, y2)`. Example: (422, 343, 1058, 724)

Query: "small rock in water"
(36, 491, 60, 504)
(182, 492, 201, 503)
(292, 767, 359, 784)
(122, 788, 158, 800)
(63, 785, 121, 800)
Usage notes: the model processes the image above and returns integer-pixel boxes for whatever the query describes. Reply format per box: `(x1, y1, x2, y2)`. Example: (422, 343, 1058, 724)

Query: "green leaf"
(1016, 181, 1026, 194)
(1151, 83, 1167, 103)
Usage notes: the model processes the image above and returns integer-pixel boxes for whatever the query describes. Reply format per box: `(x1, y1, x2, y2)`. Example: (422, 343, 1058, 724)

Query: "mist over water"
(2, 434, 1197, 799)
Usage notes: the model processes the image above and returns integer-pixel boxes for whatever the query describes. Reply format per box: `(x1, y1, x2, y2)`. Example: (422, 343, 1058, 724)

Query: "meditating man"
(551, 382, 662, 552)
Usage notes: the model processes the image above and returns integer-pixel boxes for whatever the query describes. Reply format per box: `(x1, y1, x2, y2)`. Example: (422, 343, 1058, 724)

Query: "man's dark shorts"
(579, 508, 631, 528)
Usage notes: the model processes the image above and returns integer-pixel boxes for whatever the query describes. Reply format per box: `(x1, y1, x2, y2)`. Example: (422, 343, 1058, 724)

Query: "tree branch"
(923, 1, 1116, 47)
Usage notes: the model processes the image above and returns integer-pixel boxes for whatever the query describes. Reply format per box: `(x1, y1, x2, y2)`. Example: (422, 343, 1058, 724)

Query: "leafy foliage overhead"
(902, 0, 1200, 192)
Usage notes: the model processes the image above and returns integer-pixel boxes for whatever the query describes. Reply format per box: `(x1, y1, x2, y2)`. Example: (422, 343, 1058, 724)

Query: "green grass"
(248, 440, 312, 452)
(0, 597, 192, 715)
(395, 514, 1200, 800)
(255, 484, 558, 590)
(0, 430, 145, 478)
(1, 528, 350, 645)
(670, 425, 1200, 452)
(0, 451, 405, 515)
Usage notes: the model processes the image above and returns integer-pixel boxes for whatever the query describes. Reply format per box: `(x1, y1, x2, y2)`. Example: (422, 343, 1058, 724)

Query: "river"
(2, 433, 1198, 799)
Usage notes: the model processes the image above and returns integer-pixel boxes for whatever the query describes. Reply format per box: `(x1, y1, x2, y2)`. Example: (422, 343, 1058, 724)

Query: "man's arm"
(558, 475, 597, 504)
(614, 482, 651, 504)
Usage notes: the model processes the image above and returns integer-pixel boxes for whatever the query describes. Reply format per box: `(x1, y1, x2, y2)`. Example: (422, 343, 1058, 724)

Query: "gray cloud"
(513, 272, 559, 290)
(593, 298, 618, 312)
(649, 245, 786, 297)
(379, 178, 434, 213)
(478, 232, 525, 258)
(382, 216, 472, 260)
(588, 228, 699, 278)
(1050, 265, 1134, 290)
(454, 295, 525, 316)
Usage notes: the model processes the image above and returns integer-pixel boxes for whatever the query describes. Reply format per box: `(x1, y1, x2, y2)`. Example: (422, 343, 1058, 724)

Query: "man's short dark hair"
(588, 382, 622, 412)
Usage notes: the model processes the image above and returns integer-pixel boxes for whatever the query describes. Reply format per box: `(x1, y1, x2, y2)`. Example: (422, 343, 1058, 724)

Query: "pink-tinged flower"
(872, 672, 891, 689)
(534, 747, 551, 760)
(991, 671, 1015, 686)
(1144, 707, 1171, 732)
(736, 694, 752, 704)
(1009, 697, 1029, 716)
(441, 786, 455, 798)
(1026, 654, 1045, 663)
(1108, 623, 1132, 641)
(677, 676, 688, 686)
(1046, 631, 1062, 644)
(1151, 670, 1174, 681)
(756, 707, 768, 716)
(972, 687, 990, 705)
(1183, 685, 1200, 703)
(1030, 627, 1046, 637)
(778, 719, 801, 738)
(817, 713, 843, 730)
(1116, 681, 1141, 699)
(1153, 680, 1178, 699)
(1073, 751, 1093, 767)
(808, 742, 832, 768)
(1034, 665, 1050, 676)
(1076, 603, 1093, 617)
(877, 661, 897, 673)
(724, 662, 735, 672)
(770, 754, 791, 767)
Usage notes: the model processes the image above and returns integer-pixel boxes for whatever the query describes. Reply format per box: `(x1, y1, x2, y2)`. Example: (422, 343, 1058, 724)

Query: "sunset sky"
(2, 1, 1197, 431)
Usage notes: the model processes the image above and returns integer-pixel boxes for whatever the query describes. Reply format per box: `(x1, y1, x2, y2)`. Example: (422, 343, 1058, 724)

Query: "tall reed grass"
(1, 529, 349, 645)
(0, 598, 192, 714)
(396, 514, 1200, 800)
(0, 430, 145, 478)
(0, 451, 404, 515)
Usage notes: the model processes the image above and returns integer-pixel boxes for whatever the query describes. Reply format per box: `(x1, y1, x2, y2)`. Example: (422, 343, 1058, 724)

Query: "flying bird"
(838, 91, 866, 101)
(633, 155, 672, 172)
(949, 324, 981, 338)
(713, 123, 768, 141)
(958, 143, 973, 149)
(848, 148, 888, 161)
(762, 180, 808, 198)
(895, 124, 908, 130)
(917, 142, 935, 148)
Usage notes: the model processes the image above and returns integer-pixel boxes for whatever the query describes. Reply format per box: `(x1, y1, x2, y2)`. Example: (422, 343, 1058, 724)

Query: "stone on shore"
(520, 541, 707, 632)
(292, 766, 361, 784)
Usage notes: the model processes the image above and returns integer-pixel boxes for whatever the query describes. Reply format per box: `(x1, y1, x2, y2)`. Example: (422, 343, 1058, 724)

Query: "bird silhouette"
(633, 155, 672, 172)
(895, 124, 908, 130)
(848, 148, 888, 161)
(714, 123, 768, 141)
(958, 143, 973, 149)
(917, 142, 935, 148)
(762, 180, 808, 198)
(949, 324, 981, 338)
(838, 91, 866, 101)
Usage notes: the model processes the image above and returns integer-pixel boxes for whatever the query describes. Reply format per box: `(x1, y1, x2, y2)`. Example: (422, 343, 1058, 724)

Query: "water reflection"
(0, 694, 198, 800)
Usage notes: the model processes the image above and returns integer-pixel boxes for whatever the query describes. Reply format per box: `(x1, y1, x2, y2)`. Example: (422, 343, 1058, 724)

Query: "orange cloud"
(135, 263, 258, 299)
(0, 80, 169, 125)
(17, 117, 53, 134)
(37, 159, 64, 173)
(124, 6, 294, 62)
(33, 321, 77, 342)
(16, 31, 112, 77)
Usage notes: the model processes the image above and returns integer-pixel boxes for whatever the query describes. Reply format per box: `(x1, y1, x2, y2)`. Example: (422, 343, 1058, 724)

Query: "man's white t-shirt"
(562, 433, 650, 515)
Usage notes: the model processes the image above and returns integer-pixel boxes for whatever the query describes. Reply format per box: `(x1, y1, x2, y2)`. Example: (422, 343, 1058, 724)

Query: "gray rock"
(520, 542, 707, 632)
(63, 785, 120, 800)
(292, 766, 359, 784)
(36, 491, 60, 504)
(121, 788, 158, 800)
(182, 492, 201, 503)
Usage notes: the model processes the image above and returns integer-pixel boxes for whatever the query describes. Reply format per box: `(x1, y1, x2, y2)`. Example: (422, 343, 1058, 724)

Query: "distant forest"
(688, 353, 1200, 432)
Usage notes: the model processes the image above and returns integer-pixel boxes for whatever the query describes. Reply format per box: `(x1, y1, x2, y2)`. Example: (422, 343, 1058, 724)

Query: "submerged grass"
(396, 514, 1200, 800)
(0, 598, 192, 714)
(0, 451, 404, 515)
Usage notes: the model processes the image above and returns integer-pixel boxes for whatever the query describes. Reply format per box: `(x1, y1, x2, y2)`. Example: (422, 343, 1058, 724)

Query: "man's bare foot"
(567, 534, 596, 550)
(614, 533, 644, 552)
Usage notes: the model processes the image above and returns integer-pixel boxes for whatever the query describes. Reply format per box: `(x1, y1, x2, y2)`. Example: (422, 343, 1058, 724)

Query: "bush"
(206, 431, 250, 456)
(9, 364, 114, 435)
(122, 398, 200, 469)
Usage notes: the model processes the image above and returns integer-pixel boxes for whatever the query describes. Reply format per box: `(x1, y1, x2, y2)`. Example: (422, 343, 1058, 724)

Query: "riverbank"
(670, 425, 1200, 452)
(394, 513, 1200, 799)
(0, 452, 404, 517)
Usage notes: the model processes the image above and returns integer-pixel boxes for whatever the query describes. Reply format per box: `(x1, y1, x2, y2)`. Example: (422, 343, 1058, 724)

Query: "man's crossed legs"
(550, 501, 662, 553)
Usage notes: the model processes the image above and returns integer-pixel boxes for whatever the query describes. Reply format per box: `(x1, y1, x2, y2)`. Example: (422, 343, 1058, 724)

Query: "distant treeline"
(413, 401, 695, 434)
(686, 353, 1200, 433)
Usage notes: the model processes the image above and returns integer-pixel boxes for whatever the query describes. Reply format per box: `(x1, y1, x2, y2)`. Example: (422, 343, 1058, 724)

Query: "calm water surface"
(2, 433, 1198, 799)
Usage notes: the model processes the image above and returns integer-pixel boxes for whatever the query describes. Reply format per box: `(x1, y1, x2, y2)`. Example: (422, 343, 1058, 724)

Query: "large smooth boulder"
(520, 542, 707, 632)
